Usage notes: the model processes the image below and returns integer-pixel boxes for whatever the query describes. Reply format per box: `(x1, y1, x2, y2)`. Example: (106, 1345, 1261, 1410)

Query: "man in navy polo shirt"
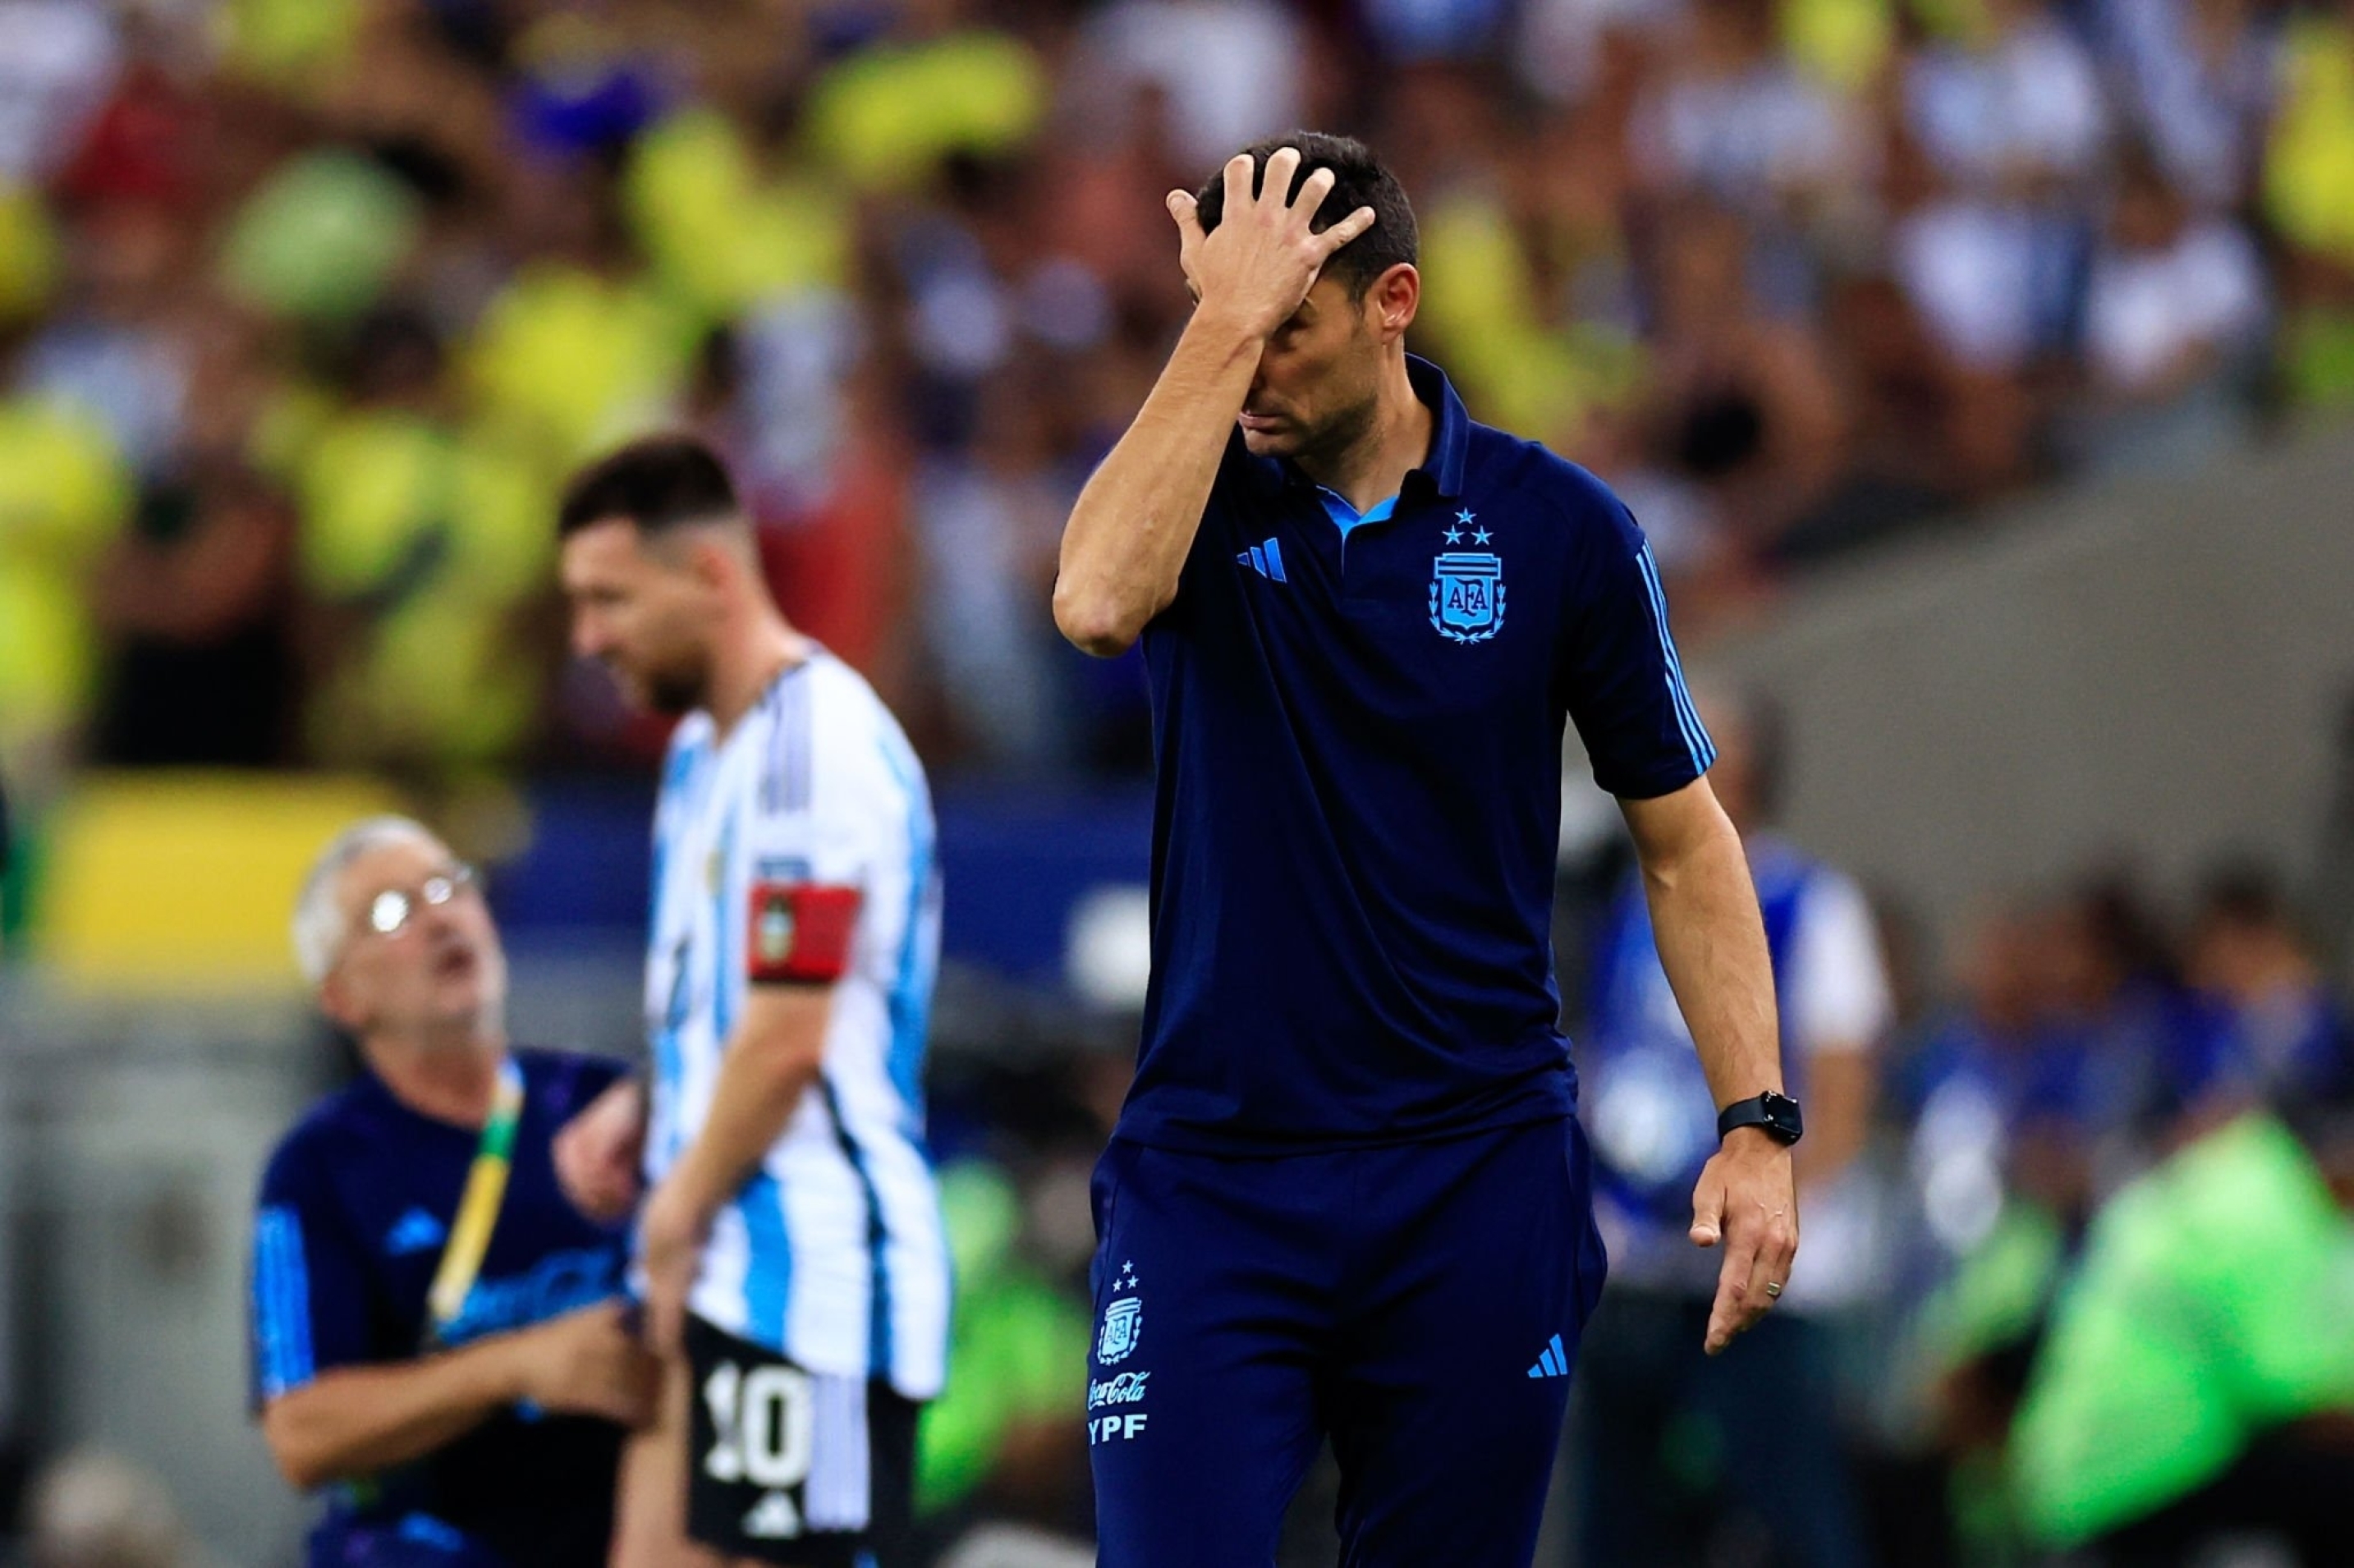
(250, 817, 657, 1566)
(1053, 133, 1801, 1565)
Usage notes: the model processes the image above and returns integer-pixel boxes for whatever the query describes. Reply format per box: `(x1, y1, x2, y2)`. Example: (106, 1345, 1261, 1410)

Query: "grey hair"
(291, 815, 447, 987)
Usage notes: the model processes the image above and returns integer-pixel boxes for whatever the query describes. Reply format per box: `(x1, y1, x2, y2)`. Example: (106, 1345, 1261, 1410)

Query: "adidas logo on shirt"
(742, 1490, 803, 1539)
(1526, 1333, 1571, 1379)
(1235, 538, 1287, 582)
(385, 1208, 447, 1257)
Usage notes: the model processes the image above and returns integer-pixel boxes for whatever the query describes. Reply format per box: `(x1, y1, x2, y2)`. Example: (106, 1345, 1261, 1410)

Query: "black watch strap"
(1718, 1090, 1804, 1146)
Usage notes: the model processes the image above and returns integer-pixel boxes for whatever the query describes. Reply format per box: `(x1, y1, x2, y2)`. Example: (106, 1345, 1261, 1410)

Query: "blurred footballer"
(556, 438, 949, 1568)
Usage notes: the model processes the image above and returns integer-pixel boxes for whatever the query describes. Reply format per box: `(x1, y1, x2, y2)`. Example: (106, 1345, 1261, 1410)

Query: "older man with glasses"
(248, 815, 658, 1567)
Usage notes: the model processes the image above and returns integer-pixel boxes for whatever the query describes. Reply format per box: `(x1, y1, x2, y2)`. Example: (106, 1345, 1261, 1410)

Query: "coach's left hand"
(1689, 1128, 1799, 1355)
(637, 1175, 714, 1358)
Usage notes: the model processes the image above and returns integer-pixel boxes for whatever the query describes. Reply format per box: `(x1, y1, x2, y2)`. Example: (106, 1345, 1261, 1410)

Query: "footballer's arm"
(634, 983, 833, 1354)
(608, 982, 833, 1568)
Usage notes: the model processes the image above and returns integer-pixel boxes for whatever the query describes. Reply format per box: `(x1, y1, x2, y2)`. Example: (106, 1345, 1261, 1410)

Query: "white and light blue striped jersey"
(645, 650, 949, 1400)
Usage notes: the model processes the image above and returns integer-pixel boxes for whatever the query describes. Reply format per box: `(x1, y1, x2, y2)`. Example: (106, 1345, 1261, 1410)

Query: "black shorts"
(683, 1316, 920, 1566)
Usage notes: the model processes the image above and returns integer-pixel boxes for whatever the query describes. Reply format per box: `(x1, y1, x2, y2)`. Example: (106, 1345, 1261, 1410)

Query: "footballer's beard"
(640, 646, 714, 716)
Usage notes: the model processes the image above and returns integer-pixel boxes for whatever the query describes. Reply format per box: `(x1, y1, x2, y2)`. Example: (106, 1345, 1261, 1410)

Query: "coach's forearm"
(1053, 310, 1264, 655)
(259, 1340, 524, 1491)
(1628, 791, 1783, 1109)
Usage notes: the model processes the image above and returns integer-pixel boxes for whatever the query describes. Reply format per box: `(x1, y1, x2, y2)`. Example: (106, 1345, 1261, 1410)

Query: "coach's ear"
(1361, 262, 1419, 345)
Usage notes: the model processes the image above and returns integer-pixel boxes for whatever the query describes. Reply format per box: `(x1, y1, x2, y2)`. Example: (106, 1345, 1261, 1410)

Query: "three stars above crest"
(1442, 509, 1493, 547)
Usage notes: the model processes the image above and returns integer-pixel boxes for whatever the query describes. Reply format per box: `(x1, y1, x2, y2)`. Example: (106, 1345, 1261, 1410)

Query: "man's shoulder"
(803, 653, 929, 794)
(1463, 423, 1628, 537)
(260, 1079, 391, 1204)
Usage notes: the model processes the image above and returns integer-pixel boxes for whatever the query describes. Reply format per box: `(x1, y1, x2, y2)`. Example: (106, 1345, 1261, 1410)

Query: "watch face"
(1760, 1092, 1804, 1141)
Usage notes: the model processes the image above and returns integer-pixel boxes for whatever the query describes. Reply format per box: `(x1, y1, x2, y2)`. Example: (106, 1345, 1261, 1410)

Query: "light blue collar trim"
(1318, 488, 1398, 539)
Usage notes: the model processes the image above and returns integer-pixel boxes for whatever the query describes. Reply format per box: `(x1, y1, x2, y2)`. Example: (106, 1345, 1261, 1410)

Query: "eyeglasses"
(365, 864, 479, 939)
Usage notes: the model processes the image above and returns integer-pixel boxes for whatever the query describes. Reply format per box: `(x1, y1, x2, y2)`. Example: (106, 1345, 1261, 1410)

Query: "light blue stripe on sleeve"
(249, 1216, 279, 1391)
(253, 1206, 315, 1396)
(1635, 543, 1716, 773)
(1632, 544, 1696, 737)
(275, 1210, 314, 1390)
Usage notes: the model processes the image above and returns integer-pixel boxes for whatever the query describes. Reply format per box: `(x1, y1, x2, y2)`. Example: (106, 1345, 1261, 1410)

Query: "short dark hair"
(2194, 860, 2297, 934)
(1192, 131, 1417, 299)
(557, 434, 740, 539)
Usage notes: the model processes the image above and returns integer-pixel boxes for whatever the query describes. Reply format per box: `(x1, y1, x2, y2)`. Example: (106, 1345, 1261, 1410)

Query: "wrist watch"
(1718, 1090, 1804, 1146)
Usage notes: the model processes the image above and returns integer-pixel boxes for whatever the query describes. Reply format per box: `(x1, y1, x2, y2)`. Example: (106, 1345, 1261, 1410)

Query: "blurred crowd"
(1792, 859, 2354, 1564)
(1545, 685, 2354, 1565)
(3, 0, 2354, 795)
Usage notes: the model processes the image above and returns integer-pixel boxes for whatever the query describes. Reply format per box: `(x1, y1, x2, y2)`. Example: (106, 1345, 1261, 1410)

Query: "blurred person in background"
(1630, 0, 1863, 224)
(87, 459, 298, 768)
(2094, 0, 2283, 214)
(1576, 683, 1884, 1567)
(1887, 0, 2112, 506)
(2073, 140, 2269, 474)
(1891, 896, 2100, 1564)
(24, 1449, 209, 1568)
(249, 816, 654, 1567)
(1902, 0, 2109, 206)
(2007, 1066, 2354, 1563)
(914, 1162, 1093, 1551)
(282, 303, 560, 776)
(1635, 204, 1849, 557)
(1893, 870, 2239, 1560)
(553, 436, 949, 1568)
(2179, 861, 2349, 1108)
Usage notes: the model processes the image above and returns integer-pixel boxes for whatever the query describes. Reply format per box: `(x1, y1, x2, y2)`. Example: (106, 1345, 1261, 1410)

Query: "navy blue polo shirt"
(1117, 355, 1715, 1154)
(250, 1048, 631, 1568)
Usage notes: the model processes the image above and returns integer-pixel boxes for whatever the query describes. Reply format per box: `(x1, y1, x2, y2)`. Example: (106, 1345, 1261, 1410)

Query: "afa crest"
(1099, 1259, 1144, 1364)
(755, 892, 797, 968)
(1098, 1295, 1143, 1364)
(1430, 551, 1506, 643)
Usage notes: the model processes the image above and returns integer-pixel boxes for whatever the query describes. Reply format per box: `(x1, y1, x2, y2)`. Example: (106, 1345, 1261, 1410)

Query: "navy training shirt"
(250, 1048, 631, 1568)
(1117, 355, 1715, 1154)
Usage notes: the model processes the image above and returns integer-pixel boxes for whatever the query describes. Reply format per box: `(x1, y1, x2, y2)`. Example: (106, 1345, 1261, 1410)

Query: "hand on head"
(1168, 148, 1377, 342)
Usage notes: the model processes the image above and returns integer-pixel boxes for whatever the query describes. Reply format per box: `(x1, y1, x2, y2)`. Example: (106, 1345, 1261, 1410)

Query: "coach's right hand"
(1168, 146, 1376, 342)
(507, 1301, 658, 1426)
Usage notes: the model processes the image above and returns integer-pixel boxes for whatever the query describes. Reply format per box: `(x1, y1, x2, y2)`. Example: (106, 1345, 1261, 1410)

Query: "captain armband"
(746, 883, 861, 984)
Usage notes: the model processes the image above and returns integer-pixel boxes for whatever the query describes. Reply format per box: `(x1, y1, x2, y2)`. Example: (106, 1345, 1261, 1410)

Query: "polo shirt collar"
(1403, 353, 1471, 499)
(1242, 353, 1471, 502)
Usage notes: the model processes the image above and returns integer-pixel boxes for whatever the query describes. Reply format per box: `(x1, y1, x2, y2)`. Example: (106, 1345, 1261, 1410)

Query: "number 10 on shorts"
(703, 1360, 816, 1487)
